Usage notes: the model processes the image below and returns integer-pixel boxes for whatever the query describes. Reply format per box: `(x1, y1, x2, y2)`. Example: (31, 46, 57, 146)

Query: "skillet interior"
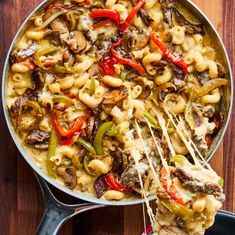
(1, 0, 233, 206)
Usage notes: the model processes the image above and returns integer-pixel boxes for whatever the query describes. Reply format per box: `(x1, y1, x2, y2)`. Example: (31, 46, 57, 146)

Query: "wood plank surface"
(0, 0, 234, 234)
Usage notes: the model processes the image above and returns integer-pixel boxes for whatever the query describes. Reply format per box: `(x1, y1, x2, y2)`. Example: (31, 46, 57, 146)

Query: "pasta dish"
(6, 0, 229, 234)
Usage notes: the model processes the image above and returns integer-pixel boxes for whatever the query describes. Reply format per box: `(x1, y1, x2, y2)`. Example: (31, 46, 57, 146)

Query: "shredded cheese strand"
(130, 148, 156, 226)
(164, 108, 201, 166)
(142, 202, 147, 235)
(150, 102, 176, 157)
(143, 116, 169, 174)
(135, 120, 161, 186)
(177, 115, 213, 171)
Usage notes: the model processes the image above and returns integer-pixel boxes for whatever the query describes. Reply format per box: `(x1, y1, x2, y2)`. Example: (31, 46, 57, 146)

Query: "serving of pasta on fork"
(6, 0, 229, 234)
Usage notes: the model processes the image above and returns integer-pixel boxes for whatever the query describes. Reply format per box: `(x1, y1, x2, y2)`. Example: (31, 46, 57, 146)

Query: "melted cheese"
(143, 117, 170, 173)
(130, 146, 156, 227)
(150, 104, 176, 157)
(194, 117, 216, 141)
(164, 109, 201, 166)
(135, 120, 162, 186)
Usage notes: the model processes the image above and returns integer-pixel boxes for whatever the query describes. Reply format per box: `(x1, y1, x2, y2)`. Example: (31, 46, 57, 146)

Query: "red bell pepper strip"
(112, 38, 122, 47)
(99, 56, 118, 76)
(161, 167, 185, 205)
(205, 134, 212, 146)
(52, 111, 89, 138)
(80, 0, 90, 6)
(111, 47, 145, 74)
(120, 0, 146, 32)
(66, 93, 77, 99)
(105, 173, 132, 193)
(93, 19, 115, 30)
(89, 9, 120, 24)
(60, 135, 78, 146)
(150, 32, 188, 74)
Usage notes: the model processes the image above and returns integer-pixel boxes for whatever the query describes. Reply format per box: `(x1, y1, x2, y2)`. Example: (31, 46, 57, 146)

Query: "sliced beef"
(103, 86, 128, 105)
(111, 148, 123, 174)
(133, 77, 151, 99)
(120, 165, 139, 187)
(159, 0, 174, 9)
(86, 116, 95, 137)
(25, 129, 50, 150)
(10, 69, 45, 117)
(10, 87, 38, 116)
(172, 64, 185, 80)
(172, 77, 186, 89)
(31, 69, 45, 92)
(197, 72, 210, 85)
(174, 167, 222, 198)
(94, 174, 108, 198)
(131, 0, 153, 26)
(10, 94, 28, 116)
(33, 142, 49, 150)
(191, 104, 203, 126)
(85, 115, 99, 143)
(159, 0, 174, 26)
(174, 9, 204, 34)
(120, 163, 148, 188)
(217, 63, 226, 78)
(160, 0, 203, 34)
(17, 43, 40, 59)
(163, 8, 173, 27)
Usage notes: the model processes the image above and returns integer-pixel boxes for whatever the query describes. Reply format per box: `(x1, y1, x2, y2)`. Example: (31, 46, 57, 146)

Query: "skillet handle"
(35, 200, 76, 235)
(34, 173, 105, 235)
(35, 201, 105, 235)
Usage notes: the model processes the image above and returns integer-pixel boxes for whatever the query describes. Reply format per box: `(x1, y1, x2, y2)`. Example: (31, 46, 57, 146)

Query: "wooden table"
(0, 0, 234, 234)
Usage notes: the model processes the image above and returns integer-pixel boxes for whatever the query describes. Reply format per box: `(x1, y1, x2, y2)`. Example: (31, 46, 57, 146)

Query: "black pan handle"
(35, 173, 105, 235)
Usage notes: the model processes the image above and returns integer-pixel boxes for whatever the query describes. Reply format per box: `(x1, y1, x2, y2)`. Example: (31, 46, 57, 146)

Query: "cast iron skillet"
(35, 173, 235, 235)
(1, 0, 233, 234)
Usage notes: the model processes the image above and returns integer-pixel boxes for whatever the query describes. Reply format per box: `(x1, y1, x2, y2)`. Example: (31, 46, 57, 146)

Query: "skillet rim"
(1, 0, 233, 206)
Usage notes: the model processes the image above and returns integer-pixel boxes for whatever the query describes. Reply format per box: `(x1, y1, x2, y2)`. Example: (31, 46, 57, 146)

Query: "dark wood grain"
(0, 1, 234, 234)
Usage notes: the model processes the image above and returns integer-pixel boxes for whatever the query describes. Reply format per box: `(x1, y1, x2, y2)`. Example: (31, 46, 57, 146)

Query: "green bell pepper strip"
(25, 100, 44, 114)
(143, 109, 160, 129)
(184, 105, 196, 130)
(76, 137, 96, 155)
(33, 45, 57, 69)
(47, 127, 58, 178)
(89, 77, 96, 95)
(105, 125, 120, 136)
(53, 65, 75, 74)
(93, 121, 113, 155)
(161, 199, 194, 219)
(170, 155, 190, 166)
(197, 78, 228, 97)
(72, 154, 83, 170)
(67, 11, 77, 31)
(218, 177, 224, 187)
(52, 95, 75, 105)
(83, 155, 96, 176)
(120, 70, 136, 81)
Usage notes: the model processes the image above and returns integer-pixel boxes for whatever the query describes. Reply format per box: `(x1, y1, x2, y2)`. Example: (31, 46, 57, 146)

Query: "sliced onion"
(34, 10, 67, 31)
